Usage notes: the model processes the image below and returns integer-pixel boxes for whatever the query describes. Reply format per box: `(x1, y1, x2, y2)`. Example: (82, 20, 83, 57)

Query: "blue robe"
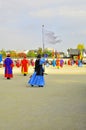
(78, 60, 82, 67)
(52, 59, 56, 67)
(28, 58, 45, 87)
(4, 57, 13, 78)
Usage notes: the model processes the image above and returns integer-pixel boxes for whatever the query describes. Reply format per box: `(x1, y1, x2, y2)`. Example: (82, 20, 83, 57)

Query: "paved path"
(0, 72, 86, 130)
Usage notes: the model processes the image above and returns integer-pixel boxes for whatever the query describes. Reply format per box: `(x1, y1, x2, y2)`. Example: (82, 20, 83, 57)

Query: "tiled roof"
(68, 49, 80, 55)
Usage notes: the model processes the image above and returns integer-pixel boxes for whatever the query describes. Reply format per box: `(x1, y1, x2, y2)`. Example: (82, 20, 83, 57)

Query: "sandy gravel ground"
(0, 65, 86, 130)
(1, 64, 86, 75)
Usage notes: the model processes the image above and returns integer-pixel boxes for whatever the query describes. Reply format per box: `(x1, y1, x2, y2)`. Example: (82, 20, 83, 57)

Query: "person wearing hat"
(28, 54, 46, 87)
(21, 55, 30, 76)
(3, 53, 14, 79)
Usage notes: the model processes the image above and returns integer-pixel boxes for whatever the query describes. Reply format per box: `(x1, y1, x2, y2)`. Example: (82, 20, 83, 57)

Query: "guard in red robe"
(21, 56, 30, 76)
(3, 54, 14, 79)
(68, 59, 71, 65)
(56, 58, 60, 69)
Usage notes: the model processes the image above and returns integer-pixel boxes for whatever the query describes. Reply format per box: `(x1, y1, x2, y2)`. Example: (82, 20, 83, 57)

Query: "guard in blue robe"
(28, 54, 45, 87)
(3, 54, 14, 79)
(78, 60, 82, 67)
(52, 59, 56, 67)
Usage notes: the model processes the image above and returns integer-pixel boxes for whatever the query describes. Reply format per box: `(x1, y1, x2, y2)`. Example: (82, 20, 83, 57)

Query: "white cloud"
(1, 0, 86, 19)
(58, 7, 86, 18)
(29, 7, 86, 19)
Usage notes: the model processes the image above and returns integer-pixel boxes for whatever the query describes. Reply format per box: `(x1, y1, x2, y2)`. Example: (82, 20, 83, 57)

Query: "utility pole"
(42, 25, 44, 52)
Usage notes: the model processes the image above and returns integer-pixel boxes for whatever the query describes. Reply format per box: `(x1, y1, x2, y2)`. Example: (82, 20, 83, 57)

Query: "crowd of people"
(0, 53, 84, 87)
(3, 54, 46, 87)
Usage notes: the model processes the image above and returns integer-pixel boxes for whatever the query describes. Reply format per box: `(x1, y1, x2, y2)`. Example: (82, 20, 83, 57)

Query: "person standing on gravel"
(3, 53, 14, 79)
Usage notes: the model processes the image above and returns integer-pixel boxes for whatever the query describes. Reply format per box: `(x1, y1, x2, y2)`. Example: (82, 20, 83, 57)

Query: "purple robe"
(4, 57, 14, 78)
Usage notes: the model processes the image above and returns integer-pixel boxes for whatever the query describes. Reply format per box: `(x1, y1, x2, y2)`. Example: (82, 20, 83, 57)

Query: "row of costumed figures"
(2, 54, 46, 87)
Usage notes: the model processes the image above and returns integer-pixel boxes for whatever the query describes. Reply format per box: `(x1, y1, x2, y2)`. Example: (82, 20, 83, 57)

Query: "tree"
(17, 52, 26, 58)
(37, 48, 43, 55)
(27, 50, 36, 58)
(10, 50, 17, 58)
(0, 49, 6, 58)
(77, 44, 85, 51)
(43, 49, 52, 57)
(77, 43, 85, 59)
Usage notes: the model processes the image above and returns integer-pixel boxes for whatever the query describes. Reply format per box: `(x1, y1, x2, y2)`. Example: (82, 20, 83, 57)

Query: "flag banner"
(45, 30, 62, 44)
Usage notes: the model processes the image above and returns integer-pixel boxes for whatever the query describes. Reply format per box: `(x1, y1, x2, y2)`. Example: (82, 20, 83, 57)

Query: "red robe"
(68, 59, 71, 65)
(16, 60, 21, 67)
(21, 58, 29, 74)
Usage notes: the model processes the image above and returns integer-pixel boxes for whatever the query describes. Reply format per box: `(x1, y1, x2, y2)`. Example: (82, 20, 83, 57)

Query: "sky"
(0, 0, 86, 52)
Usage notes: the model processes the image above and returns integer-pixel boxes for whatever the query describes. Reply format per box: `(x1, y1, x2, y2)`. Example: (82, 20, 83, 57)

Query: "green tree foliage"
(44, 49, 52, 57)
(77, 44, 85, 51)
(0, 49, 6, 58)
(37, 48, 43, 55)
(10, 50, 17, 58)
(27, 50, 36, 58)
(77, 43, 85, 59)
(37, 48, 52, 57)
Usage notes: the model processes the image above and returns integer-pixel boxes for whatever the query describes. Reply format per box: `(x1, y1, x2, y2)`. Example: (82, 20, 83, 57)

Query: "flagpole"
(42, 25, 44, 52)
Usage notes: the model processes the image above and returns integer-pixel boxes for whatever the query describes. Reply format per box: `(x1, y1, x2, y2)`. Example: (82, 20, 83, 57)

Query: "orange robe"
(21, 58, 29, 74)
(56, 59, 60, 68)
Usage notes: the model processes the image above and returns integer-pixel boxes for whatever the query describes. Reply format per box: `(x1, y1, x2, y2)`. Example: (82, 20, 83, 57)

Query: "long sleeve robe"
(3, 57, 14, 78)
